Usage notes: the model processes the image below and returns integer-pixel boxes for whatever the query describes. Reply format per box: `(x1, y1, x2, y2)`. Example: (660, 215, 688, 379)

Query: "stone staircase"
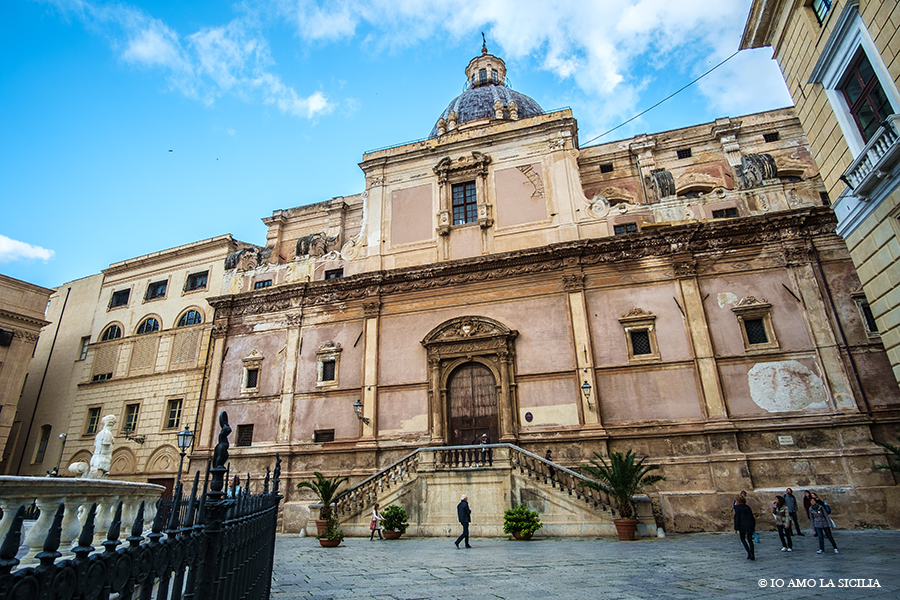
(328, 444, 656, 538)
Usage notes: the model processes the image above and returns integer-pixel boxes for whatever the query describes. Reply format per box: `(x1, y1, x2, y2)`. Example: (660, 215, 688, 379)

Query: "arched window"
(137, 317, 160, 335)
(177, 310, 202, 327)
(101, 324, 122, 341)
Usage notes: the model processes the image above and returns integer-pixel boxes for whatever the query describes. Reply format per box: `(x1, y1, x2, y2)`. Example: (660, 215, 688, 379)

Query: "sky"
(0, 0, 793, 289)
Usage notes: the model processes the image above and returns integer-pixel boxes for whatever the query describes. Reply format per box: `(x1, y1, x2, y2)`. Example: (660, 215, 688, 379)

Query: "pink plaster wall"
(219, 400, 279, 443)
(597, 367, 703, 423)
(449, 225, 481, 260)
(495, 164, 548, 228)
(219, 331, 286, 399)
(390, 185, 433, 246)
(377, 387, 428, 434)
(517, 377, 581, 427)
(702, 272, 813, 357)
(295, 322, 365, 393)
(293, 393, 359, 441)
(587, 282, 693, 367)
(721, 356, 830, 417)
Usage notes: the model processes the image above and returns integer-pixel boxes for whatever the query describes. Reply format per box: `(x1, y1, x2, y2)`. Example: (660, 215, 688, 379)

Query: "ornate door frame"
(421, 316, 519, 444)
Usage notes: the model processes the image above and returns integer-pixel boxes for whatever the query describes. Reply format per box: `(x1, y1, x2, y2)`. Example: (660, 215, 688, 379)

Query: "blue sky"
(1, 0, 793, 289)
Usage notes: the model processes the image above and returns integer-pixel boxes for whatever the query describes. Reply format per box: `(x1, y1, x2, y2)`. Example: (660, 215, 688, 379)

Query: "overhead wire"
(582, 50, 742, 146)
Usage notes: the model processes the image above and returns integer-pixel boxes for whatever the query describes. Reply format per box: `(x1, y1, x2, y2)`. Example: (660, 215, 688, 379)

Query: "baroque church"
(12, 44, 899, 535)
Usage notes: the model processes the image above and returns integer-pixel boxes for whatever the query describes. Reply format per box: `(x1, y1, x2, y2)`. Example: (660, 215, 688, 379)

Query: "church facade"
(190, 47, 899, 532)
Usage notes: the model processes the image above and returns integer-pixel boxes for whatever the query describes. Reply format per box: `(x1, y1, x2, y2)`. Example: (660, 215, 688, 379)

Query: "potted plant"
(298, 472, 351, 536)
(578, 450, 665, 541)
(381, 504, 409, 539)
(503, 504, 543, 540)
(317, 516, 345, 548)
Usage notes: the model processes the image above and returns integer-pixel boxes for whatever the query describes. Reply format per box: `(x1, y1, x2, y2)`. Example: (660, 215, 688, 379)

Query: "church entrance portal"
(448, 362, 498, 445)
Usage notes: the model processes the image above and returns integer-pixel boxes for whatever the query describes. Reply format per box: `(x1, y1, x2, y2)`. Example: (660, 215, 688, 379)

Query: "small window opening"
(314, 429, 335, 443)
(86, 407, 102, 434)
(35, 425, 51, 463)
(236, 424, 254, 447)
(763, 132, 780, 143)
(614, 223, 638, 235)
(491, 69, 498, 84)
(811, 0, 833, 25)
(325, 269, 344, 280)
(820, 191, 831, 206)
(599, 163, 614, 174)
(166, 399, 183, 429)
(479, 69, 487, 84)
(122, 404, 140, 434)
(79, 336, 90, 360)
(676, 148, 692, 159)
(630, 330, 652, 356)
(254, 280, 272, 289)
(452, 181, 478, 225)
(712, 208, 739, 219)
(145, 280, 167, 300)
(744, 318, 769, 345)
(92, 373, 112, 382)
(322, 360, 336, 382)
(245, 368, 259, 389)
(185, 271, 209, 291)
(0, 329, 13, 347)
(101, 325, 122, 341)
(110, 289, 130, 308)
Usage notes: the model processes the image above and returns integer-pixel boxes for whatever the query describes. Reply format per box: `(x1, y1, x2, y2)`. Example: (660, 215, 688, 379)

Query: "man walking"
(455, 494, 472, 548)
(785, 488, 805, 535)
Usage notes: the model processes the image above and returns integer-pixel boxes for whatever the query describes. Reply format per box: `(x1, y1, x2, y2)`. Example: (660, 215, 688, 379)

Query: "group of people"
(734, 487, 839, 560)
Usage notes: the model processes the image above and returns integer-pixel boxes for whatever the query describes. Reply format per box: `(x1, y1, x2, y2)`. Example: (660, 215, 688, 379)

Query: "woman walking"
(809, 496, 838, 554)
(733, 495, 756, 560)
(370, 503, 384, 540)
(773, 496, 793, 552)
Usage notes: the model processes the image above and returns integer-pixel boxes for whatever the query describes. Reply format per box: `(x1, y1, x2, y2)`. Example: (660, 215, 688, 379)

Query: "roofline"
(103, 234, 248, 275)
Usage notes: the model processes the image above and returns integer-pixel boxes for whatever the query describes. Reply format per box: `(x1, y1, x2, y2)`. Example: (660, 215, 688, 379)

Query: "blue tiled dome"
(429, 86, 544, 139)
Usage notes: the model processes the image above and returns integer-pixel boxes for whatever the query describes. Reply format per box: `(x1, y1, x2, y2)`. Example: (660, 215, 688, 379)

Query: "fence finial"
(273, 452, 282, 495)
(0, 505, 26, 571)
(128, 501, 145, 546)
(36, 503, 66, 565)
(210, 411, 231, 498)
(74, 503, 97, 555)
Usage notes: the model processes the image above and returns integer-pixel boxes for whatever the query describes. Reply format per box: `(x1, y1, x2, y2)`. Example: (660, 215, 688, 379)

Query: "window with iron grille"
(614, 222, 638, 235)
(166, 399, 183, 429)
(630, 330, 652, 356)
(744, 318, 769, 345)
(86, 407, 102, 435)
(145, 280, 167, 300)
(763, 132, 780, 143)
(109, 289, 130, 308)
(599, 163, 614, 174)
(245, 367, 259, 389)
(676, 148, 692, 159)
(811, 0, 833, 25)
(314, 429, 335, 443)
(185, 270, 208, 291)
(712, 208, 739, 219)
(452, 181, 478, 225)
(840, 51, 892, 142)
(122, 404, 139, 434)
(322, 360, 336, 382)
(254, 279, 272, 289)
(236, 424, 254, 447)
(35, 425, 51, 463)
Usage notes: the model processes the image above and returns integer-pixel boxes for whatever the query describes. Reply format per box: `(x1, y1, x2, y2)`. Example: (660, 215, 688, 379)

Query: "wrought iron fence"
(0, 411, 283, 600)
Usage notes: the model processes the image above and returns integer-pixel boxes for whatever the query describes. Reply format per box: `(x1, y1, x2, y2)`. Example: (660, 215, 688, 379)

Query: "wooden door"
(148, 477, 175, 499)
(448, 363, 498, 445)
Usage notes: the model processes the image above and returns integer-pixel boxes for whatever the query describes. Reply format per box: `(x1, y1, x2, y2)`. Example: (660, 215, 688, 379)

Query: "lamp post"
(52, 433, 67, 476)
(581, 380, 593, 410)
(353, 399, 370, 425)
(176, 425, 195, 484)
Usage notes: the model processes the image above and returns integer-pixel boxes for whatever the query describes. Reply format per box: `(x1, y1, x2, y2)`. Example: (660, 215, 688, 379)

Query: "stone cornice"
(208, 207, 838, 319)
(0, 308, 50, 330)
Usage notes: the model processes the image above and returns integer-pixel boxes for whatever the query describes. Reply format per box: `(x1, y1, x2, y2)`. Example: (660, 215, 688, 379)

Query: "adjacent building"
(741, 0, 900, 389)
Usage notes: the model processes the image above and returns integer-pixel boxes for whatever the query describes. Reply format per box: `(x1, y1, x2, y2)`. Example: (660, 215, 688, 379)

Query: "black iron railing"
(0, 411, 283, 600)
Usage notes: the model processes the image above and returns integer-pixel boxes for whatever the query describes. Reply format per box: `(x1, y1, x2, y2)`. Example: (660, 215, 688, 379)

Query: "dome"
(428, 43, 544, 139)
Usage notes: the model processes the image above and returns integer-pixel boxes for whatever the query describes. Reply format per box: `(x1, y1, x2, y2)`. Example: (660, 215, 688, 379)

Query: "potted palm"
(297, 472, 351, 536)
(381, 504, 409, 539)
(503, 504, 542, 540)
(317, 516, 345, 548)
(578, 450, 665, 541)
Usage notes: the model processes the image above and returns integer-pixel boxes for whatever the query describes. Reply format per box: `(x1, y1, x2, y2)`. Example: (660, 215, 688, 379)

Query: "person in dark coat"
(785, 488, 804, 535)
(455, 494, 472, 548)
(734, 495, 756, 560)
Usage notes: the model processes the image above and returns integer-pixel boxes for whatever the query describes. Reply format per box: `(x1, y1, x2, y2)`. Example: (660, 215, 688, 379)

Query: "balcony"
(842, 114, 900, 198)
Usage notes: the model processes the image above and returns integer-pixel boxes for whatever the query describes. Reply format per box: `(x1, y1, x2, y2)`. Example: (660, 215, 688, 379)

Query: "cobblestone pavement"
(271, 530, 899, 600)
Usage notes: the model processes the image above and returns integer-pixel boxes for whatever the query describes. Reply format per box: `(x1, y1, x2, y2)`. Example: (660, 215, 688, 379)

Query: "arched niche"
(421, 316, 519, 444)
(110, 447, 137, 476)
(146, 445, 179, 474)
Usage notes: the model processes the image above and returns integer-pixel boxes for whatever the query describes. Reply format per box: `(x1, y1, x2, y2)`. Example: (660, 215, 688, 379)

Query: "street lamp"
(52, 433, 67, 476)
(353, 399, 370, 425)
(581, 380, 593, 410)
(176, 425, 195, 483)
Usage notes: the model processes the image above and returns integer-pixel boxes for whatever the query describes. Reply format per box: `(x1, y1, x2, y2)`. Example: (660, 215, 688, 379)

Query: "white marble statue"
(68, 414, 117, 479)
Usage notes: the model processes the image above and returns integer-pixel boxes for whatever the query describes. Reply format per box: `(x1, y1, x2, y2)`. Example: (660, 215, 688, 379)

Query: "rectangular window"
(314, 429, 335, 443)
(123, 403, 140, 434)
(676, 148, 692, 159)
(491, 69, 499, 84)
(322, 360, 336, 382)
(820, 191, 831, 206)
(614, 223, 638, 235)
(166, 399, 183, 429)
(254, 279, 272, 289)
(35, 425, 51, 463)
(145, 280, 167, 300)
(92, 372, 112, 382)
(840, 51, 892, 142)
(324, 269, 343, 279)
(109, 289, 130, 308)
(763, 132, 780, 143)
(599, 163, 614, 174)
(744, 318, 769, 344)
(479, 68, 487, 84)
(79, 336, 90, 361)
(712, 208, 739, 219)
(630, 330, 652, 356)
(452, 181, 478, 225)
(246, 367, 259, 389)
(86, 407, 102, 435)
(811, 0, 833, 25)
(0, 329, 13, 347)
(185, 271, 209, 291)
(858, 300, 879, 334)
(236, 424, 254, 447)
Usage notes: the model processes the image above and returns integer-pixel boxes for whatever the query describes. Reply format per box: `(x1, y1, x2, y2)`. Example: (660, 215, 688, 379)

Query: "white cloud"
(0, 235, 55, 263)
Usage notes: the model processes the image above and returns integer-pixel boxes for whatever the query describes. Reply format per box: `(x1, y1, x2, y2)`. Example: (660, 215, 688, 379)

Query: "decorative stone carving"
(437, 209, 451, 236)
(211, 322, 229, 338)
(494, 98, 504, 119)
(436, 118, 447, 135)
(68, 415, 118, 479)
(363, 301, 381, 317)
(548, 138, 566, 151)
(285, 312, 303, 327)
(740, 153, 778, 189)
(516, 164, 545, 198)
(477, 202, 493, 229)
(646, 168, 676, 200)
(562, 273, 585, 291)
(447, 110, 458, 130)
(225, 246, 270, 271)
(296, 232, 338, 258)
(782, 245, 810, 266)
(619, 307, 655, 322)
(733, 296, 769, 309)
(673, 260, 697, 278)
(588, 195, 611, 219)
(508, 100, 518, 120)
(368, 175, 385, 188)
(433, 151, 492, 182)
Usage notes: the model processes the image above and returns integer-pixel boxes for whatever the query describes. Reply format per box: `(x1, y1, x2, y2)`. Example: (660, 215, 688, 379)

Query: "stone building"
(0, 275, 51, 472)
(741, 0, 900, 389)
(195, 46, 899, 533)
(11, 235, 253, 496)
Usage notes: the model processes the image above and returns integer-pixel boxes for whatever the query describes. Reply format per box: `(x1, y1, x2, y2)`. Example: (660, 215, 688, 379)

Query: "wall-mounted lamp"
(581, 380, 593, 410)
(122, 425, 146, 445)
(353, 399, 370, 425)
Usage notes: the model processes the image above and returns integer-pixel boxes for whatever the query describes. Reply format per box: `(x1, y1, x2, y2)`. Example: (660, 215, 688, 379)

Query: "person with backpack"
(809, 496, 838, 554)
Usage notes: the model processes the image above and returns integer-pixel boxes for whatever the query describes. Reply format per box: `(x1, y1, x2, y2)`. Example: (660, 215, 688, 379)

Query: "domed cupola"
(429, 39, 544, 138)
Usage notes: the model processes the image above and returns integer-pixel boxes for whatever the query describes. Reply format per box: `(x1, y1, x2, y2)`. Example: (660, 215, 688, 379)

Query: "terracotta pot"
(383, 530, 402, 540)
(512, 531, 533, 541)
(613, 518, 638, 541)
(318, 537, 342, 548)
(315, 520, 329, 536)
